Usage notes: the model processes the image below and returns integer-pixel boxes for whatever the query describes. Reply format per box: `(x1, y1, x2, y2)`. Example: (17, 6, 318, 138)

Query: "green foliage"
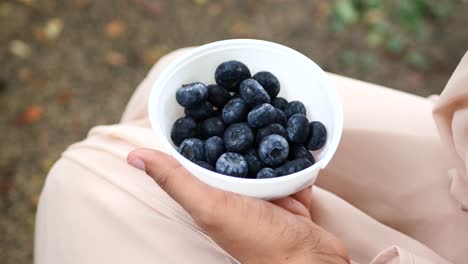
(331, 0, 453, 70)
(405, 50, 428, 70)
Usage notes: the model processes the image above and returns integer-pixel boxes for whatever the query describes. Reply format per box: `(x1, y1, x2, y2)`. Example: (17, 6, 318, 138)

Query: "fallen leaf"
(0, 175, 13, 195)
(105, 20, 126, 38)
(230, 21, 251, 37)
(33, 28, 46, 41)
(17, 67, 33, 81)
(41, 159, 54, 172)
(193, 0, 208, 6)
(105, 51, 127, 66)
(16, 0, 34, 5)
(142, 1, 163, 17)
(57, 90, 73, 104)
(0, 3, 13, 17)
(142, 45, 169, 65)
(31, 194, 40, 206)
(43, 18, 64, 40)
(364, 9, 384, 24)
(9, 40, 32, 58)
(74, 0, 92, 9)
(16, 105, 43, 125)
(207, 2, 223, 16)
(0, 162, 16, 195)
(316, 2, 331, 20)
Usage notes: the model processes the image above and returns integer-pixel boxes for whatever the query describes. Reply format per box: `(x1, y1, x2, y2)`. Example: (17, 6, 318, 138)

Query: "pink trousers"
(35, 48, 468, 264)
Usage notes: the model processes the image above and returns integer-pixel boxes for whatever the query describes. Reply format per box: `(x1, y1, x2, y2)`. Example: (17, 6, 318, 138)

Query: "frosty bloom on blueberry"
(170, 60, 328, 178)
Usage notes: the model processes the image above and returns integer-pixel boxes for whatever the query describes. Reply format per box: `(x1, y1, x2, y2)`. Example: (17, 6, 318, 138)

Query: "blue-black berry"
(196, 161, 215, 171)
(255, 123, 287, 146)
(222, 97, 248, 124)
(185, 101, 214, 121)
(224, 123, 254, 153)
(244, 149, 264, 177)
(215, 61, 251, 92)
(201, 116, 225, 139)
(176, 82, 208, 108)
(284, 101, 306, 118)
(275, 158, 313, 176)
(253, 71, 280, 99)
(286, 114, 310, 144)
(275, 108, 287, 127)
(247, 103, 277, 128)
(307, 121, 327, 151)
(216, 152, 248, 177)
(258, 134, 289, 166)
(178, 138, 205, 162)
(207, 84, 232, 109)
(271, 97, 288, 110)
(290, 144, 315, 163)
(256, 168, 278, 179)
(239, 78, 270, 107)
(171, 117, 199, 146)
(205, 136, 225, 166)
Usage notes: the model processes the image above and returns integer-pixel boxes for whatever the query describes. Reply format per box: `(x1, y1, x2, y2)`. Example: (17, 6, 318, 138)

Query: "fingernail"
(128, 156, 146, 171)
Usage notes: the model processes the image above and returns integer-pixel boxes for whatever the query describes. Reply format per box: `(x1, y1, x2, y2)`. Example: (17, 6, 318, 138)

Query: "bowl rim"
(148, 39, 343, 185)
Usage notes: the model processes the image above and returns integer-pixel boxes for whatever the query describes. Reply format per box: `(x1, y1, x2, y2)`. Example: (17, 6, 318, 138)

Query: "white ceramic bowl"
(148, 39, 343, 200)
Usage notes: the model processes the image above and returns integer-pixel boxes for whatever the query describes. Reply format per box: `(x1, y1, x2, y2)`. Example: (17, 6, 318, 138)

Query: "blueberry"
(216, 152, 248, 177)
(256, 168, 278, 179)
(201, 117, 225, 139)
(307, 121, 327, 151)
(290, 144, 315, 163)
(255, 123, 287, 146)
(207, 84, 232, 109)
(196, 161, 215, 171)
(239, 78, 271, 107)
(271, 97, 288, 110)
(222, 97, 248, 124)
(205, 136, 225, 166)
(284, 101, 306, 118)
(224, 123, 254, 153)
(178, 138, 205, 162)
(185, 101, 214, 121)
(176, 82, 208, 108)
(275, 108, 287, 127)
(247, 103, 277, 128)
(244, 149, 264, 177)
(253, 71, 280, 99)
(213, 109, 222, 118)
(170, 117, 199, 146)
(286, 114, 310, 144)
(258, 134, 289, 166)
(215, 61, 251, 92)
(275, 158, 313, 176)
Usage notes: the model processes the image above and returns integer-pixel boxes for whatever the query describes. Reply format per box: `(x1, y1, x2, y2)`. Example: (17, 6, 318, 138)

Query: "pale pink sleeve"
(433, 51, 468, 210)
(370, 246, 443, 264)
(367, 52, 468, 264)
(366, 52, 468, 264)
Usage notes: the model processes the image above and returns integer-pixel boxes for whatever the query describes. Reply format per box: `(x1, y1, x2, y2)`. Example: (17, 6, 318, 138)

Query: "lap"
(319, 74, 468, 262)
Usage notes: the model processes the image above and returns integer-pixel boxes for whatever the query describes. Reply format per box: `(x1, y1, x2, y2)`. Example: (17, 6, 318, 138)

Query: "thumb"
(127, 148, 232, 223)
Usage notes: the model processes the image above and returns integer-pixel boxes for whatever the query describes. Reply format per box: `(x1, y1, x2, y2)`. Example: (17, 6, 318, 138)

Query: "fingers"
(127, 148, 229, 220)
(291, 186, 313, 210)
(271, 196, 311, 218)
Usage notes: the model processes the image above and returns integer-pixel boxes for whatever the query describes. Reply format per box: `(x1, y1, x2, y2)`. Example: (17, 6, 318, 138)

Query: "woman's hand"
(127, 149, 349, 264)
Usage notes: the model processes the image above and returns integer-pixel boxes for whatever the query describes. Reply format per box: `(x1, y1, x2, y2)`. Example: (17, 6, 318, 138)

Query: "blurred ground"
(0, 0, 467, 263)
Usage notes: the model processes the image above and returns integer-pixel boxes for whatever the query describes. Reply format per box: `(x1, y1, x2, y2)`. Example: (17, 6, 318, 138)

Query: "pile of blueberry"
(171, 60, 327, 179)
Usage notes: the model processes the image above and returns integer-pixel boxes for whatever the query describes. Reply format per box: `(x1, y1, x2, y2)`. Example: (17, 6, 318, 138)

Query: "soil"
(1, 0, 467, 263)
